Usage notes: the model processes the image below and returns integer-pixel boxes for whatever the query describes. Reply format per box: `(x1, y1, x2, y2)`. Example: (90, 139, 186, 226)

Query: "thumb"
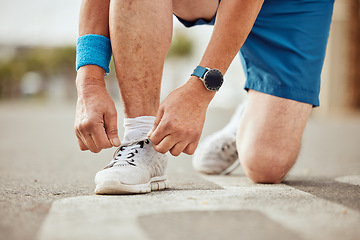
(104, 111, 120, 147)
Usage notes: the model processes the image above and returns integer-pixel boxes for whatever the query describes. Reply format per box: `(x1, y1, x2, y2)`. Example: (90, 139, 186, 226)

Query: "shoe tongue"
(123, 129, 147, 143)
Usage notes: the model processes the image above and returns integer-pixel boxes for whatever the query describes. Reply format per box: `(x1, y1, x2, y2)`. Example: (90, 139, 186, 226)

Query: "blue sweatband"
(76, 34, 112, 75)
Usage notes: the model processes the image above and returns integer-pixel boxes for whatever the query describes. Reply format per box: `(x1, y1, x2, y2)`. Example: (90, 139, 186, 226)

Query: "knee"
(238, 144, 299, 184)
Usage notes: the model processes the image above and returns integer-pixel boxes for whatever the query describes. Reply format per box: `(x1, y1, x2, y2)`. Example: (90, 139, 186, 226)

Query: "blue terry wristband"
(76, 34, 112, 75)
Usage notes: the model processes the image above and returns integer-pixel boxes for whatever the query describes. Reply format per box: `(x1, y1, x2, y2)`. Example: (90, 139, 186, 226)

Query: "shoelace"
(104, 139, 151, 169)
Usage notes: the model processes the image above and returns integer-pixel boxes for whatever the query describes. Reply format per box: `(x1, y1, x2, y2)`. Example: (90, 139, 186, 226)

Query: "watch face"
(204, 69, 224, 91)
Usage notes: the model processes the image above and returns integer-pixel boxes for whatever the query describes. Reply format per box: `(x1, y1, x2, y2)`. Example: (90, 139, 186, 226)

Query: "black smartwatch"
(191, 66, 224, 91)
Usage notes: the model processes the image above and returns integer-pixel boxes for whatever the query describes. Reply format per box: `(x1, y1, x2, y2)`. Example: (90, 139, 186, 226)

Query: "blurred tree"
(348, 0, 360, 109)
(0, 46, 76, 99)
(167, 31, 193, 59)
(165, 30, 194, 90)
(0, 56, 27, 98)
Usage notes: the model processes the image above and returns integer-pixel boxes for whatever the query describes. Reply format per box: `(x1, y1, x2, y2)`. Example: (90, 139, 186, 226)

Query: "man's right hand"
(74, 66, 121, 153)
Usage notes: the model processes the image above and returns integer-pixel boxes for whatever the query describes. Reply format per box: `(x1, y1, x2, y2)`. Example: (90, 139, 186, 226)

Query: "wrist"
(191, 66, 224, 92)
(186, 76, 216, 103)
(76, 65, 106, 90)
(76, 34, 112, 75)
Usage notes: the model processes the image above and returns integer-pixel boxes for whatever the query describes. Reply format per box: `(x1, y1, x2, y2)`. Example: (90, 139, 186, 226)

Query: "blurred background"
(0, 0, 358, 114)
(0, 0, 247, 109)
(0, 1, 359, 240)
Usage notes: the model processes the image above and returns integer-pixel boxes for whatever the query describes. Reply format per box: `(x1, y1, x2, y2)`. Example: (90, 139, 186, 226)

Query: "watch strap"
(191, 66, 208, 79)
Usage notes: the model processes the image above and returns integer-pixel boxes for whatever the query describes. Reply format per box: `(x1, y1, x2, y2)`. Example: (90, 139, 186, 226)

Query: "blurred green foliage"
(0, 32, 193, 99)
(167, 31, 193, 58)
(0, 46, 76, 99)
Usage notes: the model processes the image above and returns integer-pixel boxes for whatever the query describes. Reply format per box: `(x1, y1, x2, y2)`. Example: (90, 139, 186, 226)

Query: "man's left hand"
(148, 76, 215, 156)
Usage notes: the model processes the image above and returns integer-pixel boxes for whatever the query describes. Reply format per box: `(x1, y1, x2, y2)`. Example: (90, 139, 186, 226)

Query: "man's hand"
(74, 66, 120, 153)
(148, 76, 215, 156)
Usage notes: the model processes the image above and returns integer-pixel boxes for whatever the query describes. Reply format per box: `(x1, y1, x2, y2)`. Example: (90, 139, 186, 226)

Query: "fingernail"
(147, 129, 153, 137)
(112, 138, 121, 146)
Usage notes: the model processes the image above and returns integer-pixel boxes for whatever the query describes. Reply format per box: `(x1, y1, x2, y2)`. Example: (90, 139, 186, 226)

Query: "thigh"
(238, 90, 312, 155)
(173, 0, 219, 26)
(236, 90, 312, 182)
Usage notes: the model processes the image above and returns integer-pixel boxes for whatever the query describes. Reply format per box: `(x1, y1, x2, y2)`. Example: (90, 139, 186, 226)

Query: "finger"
(75, 129, 89, 151)
(104, 110, 120, 147)
(169, 141, 188, 157)
(153, 134, 177, 154)
(76, 134, 89, 151)
(84, 134, 101, 153)
(183, 141, 199, 155)
(92, 125, 112, 150)
(148, 108, 167, 145)
(76, 119, 98, 152)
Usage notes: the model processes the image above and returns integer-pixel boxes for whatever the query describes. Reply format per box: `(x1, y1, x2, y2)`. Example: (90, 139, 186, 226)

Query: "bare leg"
(237, 90, 312, 183)
(109, 0, 220, 118)
(109, 0, 173, 118)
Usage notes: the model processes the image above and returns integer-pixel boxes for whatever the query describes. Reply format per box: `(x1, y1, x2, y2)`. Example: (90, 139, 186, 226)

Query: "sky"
(0, 0, 185, 47)
(0, 0, 82, 46)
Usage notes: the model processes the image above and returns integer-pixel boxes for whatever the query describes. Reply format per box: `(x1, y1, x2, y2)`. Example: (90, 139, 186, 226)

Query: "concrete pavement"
(0, 101, 359, 240)
(37, 175, 360, 240)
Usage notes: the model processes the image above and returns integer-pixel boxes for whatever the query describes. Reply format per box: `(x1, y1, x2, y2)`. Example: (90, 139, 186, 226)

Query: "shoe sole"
(220, 159, 240, 175)
(198, 159, 240, 175)
(95, 176, 168, 195)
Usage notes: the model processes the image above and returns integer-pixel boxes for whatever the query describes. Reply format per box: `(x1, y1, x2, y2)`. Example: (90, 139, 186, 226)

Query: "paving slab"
(37, 175, 360, 240)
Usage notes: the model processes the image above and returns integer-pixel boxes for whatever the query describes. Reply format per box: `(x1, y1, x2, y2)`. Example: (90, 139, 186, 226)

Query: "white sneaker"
(193, 102, 246, 175)
(193, 133, 239, 175)
(95, 138, 168, 194)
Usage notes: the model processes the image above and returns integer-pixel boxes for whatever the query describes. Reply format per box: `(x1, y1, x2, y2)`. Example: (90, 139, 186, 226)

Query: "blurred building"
(319, 0, 360, 116)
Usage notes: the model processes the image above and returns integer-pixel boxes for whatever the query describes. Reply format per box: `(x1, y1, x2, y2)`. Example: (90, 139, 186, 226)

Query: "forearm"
(185, 0, 263, 103)
(199, 0, 264, 74)
(79, 0, 110, 37)
(77, 0, 111, 87)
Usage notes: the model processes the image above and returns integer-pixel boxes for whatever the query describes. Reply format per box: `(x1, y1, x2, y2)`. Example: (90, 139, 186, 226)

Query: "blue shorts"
(175, 0, 334, 106)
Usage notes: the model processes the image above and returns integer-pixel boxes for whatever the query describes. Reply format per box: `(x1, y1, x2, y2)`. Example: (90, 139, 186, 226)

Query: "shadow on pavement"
(138, 210, 304, 240)
(284, 178, 360, 211)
